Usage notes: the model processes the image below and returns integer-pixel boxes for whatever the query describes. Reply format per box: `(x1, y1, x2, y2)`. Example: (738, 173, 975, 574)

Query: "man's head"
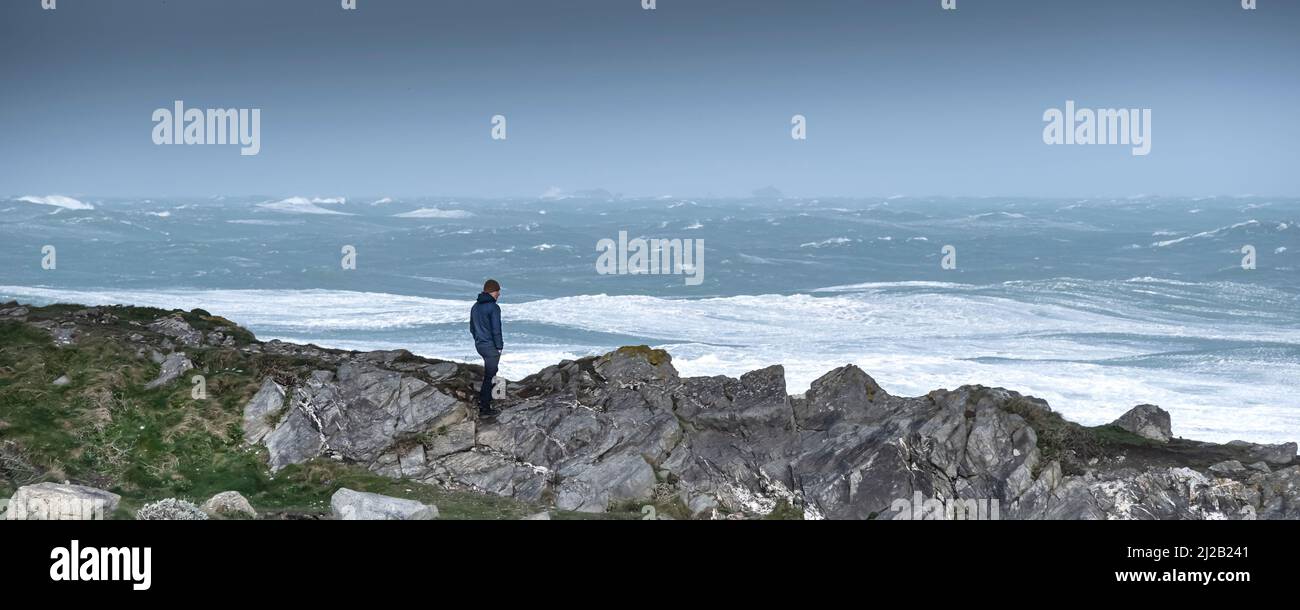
(483, 279, 501, 299)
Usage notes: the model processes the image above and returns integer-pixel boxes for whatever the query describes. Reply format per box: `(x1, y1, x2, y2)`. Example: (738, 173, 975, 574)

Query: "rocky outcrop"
(0, 301, 29, 318)
(240, 343, 1300, 520)
(6, 482, 121, 520)
(330, 488, 439, 520)
(148, 314, 203, 347)
(257, 354, 467, 472)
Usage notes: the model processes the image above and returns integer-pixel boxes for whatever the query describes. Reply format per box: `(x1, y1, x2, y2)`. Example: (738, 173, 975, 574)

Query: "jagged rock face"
(256, 357, 467, 472)
(243, 347, 1300, 520)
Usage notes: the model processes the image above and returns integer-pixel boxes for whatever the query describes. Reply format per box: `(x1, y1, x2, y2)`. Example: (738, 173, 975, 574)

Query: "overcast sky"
(2, 0, 1297, 198)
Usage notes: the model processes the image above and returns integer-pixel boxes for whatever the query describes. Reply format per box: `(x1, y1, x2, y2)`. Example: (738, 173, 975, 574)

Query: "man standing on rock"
(470, 279, 504, 418)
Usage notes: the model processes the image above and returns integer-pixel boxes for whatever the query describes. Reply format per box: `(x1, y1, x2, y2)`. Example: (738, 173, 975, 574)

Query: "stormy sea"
(2, 194, 1297, 444)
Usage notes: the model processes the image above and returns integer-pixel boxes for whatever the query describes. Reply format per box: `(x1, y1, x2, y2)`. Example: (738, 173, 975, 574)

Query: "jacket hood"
(476, 292, 496, 304)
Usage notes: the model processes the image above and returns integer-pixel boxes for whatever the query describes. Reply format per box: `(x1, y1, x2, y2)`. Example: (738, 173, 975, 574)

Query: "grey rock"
(1113, 404, 1172, 443)
(1209, 460, 1246, 474)
(522, 511, 551, 520)
(206, 330, 235, 347)
(6, 482, 121, 520)
(423, 362, 460, 380)
(426, 421, 476, 458)
(1256, 466, 1300, 519)
(398, 443, 427, 477)
(231, 343, 1300, 521)
(50, 325, 77, 346)
(1248, 461, 1272, 474)
(242, 378, 286, 445)
(0, 305, 29, 317)
(263, 408, 325, 472)
(201, 491, 257, 519)
(1227, 440, 1297, 465)
(52, 374, 71, 387)
(795, 364, 887, 430)
(254, 357, 467, 471)
(330, 488, 438, 520)
(148, 315, 203, 347)
(144, 352, 193, 389)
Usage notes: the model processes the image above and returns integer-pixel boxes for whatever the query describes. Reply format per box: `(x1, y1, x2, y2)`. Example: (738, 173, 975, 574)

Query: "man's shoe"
(478, 407, 500, 419)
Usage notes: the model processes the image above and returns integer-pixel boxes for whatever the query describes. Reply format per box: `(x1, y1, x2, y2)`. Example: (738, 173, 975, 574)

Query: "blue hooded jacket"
(469, 292, 503, 350)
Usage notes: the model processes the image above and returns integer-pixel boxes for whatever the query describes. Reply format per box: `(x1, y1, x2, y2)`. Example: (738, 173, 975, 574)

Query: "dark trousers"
(476, 343, 500, 410)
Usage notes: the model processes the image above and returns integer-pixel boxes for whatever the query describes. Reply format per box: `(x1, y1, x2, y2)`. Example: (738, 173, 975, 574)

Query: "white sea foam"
(2, 283, 1297, 444)
(17, 195, 94, 210)
(257, 197, 352, 215)
(226, 219, 304, 226)
(800, 237, 852, 248)
(393, 207, 474, 219)
(1152, 220, 1257, 247)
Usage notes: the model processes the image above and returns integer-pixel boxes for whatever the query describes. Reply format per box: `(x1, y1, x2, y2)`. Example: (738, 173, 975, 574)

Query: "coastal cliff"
(1, 301, 1296, 519)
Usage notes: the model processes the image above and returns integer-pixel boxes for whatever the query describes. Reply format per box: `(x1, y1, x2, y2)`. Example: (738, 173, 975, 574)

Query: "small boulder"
(1209, 460, 1246, 474)
(144, 352, 194, 389)
(330, 488, 439, 520)
(52, 375, 71, 387)
(50, 326, 77, 346)
(594, 346, 678, 385)
(1112, 404, 1172, 443)
(201, 491, 258, 519)
(6, 482, 120, 520)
